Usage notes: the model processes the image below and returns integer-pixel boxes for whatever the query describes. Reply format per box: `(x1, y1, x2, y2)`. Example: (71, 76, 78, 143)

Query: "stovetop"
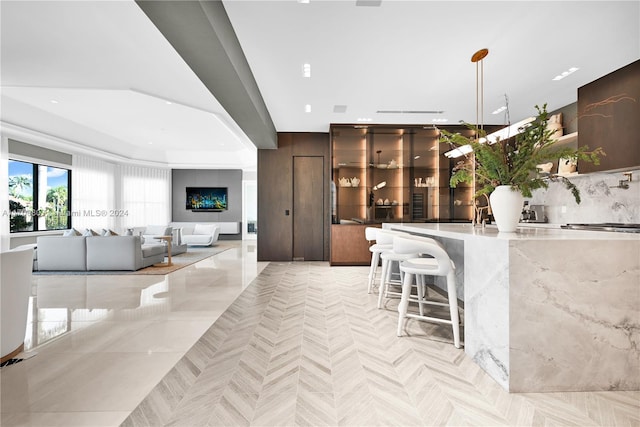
(561, 223, 640, 233)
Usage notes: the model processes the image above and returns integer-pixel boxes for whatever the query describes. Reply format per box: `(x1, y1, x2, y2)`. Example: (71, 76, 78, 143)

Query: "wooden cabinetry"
(578, 59, 640, 173)
(330, 223, 374, 266)
(330, 124, 477, 265)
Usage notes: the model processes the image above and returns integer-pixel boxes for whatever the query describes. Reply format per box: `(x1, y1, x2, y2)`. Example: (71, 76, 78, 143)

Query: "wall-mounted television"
(186, 187, 228, 212)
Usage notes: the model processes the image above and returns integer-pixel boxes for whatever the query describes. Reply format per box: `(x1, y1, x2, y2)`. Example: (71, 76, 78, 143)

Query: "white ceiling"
(1, 0, 256, 169)
(2, 0, 639, 169)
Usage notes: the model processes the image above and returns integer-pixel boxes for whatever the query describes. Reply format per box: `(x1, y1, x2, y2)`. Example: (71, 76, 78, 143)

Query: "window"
(120, 164, 170, 228)
(8, 159, 71, 232)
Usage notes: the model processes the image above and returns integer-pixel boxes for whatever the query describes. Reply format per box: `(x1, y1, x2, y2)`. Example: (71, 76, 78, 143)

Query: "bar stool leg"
(447, 271, 461, 348)
(416, 274, 425, 317)
(377, 257, 389, 308)
(368, 251, 380, 294)
(397, 271, 414, 337)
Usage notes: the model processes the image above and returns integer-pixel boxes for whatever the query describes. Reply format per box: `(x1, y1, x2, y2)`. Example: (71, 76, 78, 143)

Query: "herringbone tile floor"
(123, 262, 640, 427)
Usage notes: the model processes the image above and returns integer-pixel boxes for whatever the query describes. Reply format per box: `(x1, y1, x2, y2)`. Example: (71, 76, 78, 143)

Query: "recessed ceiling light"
(357, 118, 372, 122)
(50, 100, 59, 104)
(432, 118, 448, 123)
(552, 67, 579, 81)
(492, 106, 507, 114)
(298, 0, 310, 3)
(302, 63, 311, 78)
(148, 142, 153, 145)
(414, 155, 421, 159)
(305, 104, 312, 113)
(165, 101, 172, 105)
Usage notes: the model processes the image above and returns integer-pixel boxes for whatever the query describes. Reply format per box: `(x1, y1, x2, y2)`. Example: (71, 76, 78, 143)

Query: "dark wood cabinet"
(330, 224, 374, 266)
(578, 59, 640, 173)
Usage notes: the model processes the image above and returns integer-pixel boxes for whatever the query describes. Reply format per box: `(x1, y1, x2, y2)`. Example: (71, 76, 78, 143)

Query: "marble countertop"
(383, 222, 640, 241)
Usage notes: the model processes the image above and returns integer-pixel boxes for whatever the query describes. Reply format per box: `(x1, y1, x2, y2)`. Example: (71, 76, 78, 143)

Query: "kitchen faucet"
(611, 172, 632, 189)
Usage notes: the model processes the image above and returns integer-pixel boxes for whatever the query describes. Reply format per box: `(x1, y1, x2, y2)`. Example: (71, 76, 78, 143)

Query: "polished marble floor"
(2, 242, 639, 426)
(1, 241, 267, 427)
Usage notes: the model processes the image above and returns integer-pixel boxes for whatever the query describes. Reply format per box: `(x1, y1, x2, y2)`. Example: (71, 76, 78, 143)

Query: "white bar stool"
(377, 234, 440, 310)
(365, 227, 394, 294)
(393, 235, 461, 348)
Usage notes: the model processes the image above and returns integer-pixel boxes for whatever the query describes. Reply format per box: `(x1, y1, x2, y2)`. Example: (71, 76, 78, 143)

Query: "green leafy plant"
(440, 104, 605, 204)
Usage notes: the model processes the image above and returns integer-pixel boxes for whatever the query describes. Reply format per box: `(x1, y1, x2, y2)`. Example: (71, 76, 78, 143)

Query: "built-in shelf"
(553, 131, 578, 149)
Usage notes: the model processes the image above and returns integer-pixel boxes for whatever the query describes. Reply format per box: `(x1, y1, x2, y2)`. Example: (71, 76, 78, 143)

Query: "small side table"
(153, 235, 173, 266)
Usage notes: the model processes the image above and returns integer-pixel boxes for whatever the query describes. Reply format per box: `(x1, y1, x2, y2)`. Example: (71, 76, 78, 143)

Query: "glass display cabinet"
(330, 123, 478, 265)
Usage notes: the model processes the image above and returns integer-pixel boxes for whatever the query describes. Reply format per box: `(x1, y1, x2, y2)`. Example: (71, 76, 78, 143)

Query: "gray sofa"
(36, 235, 165, 271)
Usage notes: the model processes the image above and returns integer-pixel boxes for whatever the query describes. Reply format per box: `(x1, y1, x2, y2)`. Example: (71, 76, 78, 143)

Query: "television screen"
(186, 187, 228, 211)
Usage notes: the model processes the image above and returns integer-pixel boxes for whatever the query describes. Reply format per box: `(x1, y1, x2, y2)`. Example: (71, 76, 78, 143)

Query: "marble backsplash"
(526, 168, 640, 224)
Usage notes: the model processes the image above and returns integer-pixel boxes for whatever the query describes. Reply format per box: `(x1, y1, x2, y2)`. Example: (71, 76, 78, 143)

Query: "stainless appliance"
(561, 223, 640, 233)
(521, 204, 547, 223)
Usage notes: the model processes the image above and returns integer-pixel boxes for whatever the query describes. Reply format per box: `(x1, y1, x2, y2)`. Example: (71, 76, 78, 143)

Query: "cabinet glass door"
(332, 127, 367, 224)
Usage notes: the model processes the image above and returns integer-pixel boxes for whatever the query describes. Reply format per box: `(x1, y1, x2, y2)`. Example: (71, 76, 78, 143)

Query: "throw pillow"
(101, 229, 119, 236)
(63, 228, 80, 236)
(82, 228, 99, 237)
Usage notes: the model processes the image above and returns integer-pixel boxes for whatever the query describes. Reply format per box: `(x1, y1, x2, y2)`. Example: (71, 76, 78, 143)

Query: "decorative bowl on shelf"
(376, 198, 384, 205)
(377, 164, 388, 169)
(384, 198, 390, 205)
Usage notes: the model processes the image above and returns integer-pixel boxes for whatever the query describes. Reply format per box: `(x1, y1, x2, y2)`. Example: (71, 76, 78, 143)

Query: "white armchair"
(1, 247, 34, 362)
(181, 224, 220, 247)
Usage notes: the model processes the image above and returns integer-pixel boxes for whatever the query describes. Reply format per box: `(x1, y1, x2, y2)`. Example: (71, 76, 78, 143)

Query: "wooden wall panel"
(258, 133, 330, 262)
(257, 136, 292, 261)
(293, 156, 324, 261)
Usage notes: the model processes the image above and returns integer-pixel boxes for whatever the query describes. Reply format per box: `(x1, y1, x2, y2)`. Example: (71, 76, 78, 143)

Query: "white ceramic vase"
(489, 185, 524, 233)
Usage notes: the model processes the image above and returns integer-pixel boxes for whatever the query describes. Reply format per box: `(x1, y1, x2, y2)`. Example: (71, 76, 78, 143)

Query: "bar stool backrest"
(365, 227, 379, 242)
(375, 229, 403, 246)
(393, 235, 454, 276)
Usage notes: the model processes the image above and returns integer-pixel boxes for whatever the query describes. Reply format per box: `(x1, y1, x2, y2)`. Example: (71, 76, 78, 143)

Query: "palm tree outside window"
(7, 160, 71, 232)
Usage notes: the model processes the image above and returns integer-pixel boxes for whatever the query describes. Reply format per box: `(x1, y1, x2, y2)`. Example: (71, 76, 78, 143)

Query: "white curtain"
(72, 155, 116, 231)
(118, 164, 171, 229)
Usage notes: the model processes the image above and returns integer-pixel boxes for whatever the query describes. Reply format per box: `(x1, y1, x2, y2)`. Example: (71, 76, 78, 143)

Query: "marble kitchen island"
(383, 222, 640, 393)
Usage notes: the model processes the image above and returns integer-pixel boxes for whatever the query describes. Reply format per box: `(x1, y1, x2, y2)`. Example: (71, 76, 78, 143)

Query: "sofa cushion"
(144, 225, 172, 236)
(182, 234, 213, 245)
(86, 236, 141, 271)
(142, 244, 165, 258)
(193, 224, 216, 235)
(37, 236, 87, 270)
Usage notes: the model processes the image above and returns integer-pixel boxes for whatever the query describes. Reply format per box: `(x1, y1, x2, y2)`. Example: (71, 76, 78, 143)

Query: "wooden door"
(293, 156, 324, 261)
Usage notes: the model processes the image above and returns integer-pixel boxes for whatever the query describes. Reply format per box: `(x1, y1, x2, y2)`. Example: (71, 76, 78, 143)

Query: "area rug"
(33, 243, 234, 276)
